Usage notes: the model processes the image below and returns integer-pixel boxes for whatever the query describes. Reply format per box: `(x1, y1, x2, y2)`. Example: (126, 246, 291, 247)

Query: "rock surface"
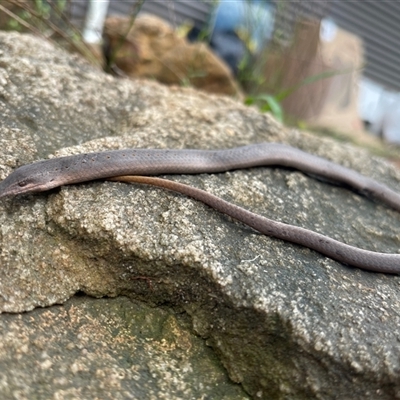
(1, 31, 400, 399)
(0, 295, 247, 399)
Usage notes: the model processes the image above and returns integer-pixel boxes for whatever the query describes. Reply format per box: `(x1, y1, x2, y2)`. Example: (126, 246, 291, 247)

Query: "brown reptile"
(0, 143, 400, 274)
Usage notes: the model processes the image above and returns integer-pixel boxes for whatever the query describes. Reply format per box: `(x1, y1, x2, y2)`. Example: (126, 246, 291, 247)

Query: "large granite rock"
(1, 31, 400, 399)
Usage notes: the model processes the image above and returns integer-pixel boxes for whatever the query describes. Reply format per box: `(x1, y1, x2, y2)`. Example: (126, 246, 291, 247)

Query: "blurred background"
(1, 0, 399, 150)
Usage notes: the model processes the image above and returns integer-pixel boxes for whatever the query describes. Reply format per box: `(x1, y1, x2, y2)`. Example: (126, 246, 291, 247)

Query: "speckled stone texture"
(1, 31, 400, 400)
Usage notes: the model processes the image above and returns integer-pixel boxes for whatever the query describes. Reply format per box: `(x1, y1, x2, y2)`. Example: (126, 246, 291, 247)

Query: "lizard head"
(0, 161, 60, 198)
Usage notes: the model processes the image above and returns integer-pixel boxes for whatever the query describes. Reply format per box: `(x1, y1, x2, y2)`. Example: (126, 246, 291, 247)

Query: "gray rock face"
(1, 31, 400, 399)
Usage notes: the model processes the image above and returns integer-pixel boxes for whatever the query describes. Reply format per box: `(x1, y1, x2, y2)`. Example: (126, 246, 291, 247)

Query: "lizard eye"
(18, 180, 28, 187)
